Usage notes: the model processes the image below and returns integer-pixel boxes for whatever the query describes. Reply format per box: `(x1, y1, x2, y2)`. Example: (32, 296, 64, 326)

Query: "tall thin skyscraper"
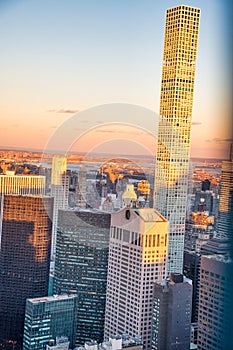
(51, 156, 69, 258)
(0, 194, 53, 349)
(104, 207, 168, 350)
(154, 5, 201, 274)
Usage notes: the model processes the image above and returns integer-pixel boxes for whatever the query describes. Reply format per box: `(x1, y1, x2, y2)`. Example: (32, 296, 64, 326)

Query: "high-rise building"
(0, 174, 46, 195)
(104, 207, 168, 350)
(23, 294, 77, 350)
(76, 166, 87, 209)
(0, 195, 53, 349)
(154, 5, 201, 274)
(197, 255, 233, 350)
(216, 144, 233, 241)
(152, 273, 192, 350)
(53, 209, 111, 345)
(50, 156, 69, 258)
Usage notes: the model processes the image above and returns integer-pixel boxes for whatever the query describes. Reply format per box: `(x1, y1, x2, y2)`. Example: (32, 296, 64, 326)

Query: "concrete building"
(23, 295, 77, 350)
(104, 207, 168, 350)
(53, 209, 111, 345)
(152, 273, 192, 350)
(0, 194, 53, 349)
(154, 5, 201, 274)
(197, 255, 233, 350)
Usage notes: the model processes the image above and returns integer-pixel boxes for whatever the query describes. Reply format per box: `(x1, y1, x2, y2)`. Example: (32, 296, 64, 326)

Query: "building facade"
(104, 207, 168, 350)
(216, 146, 233, 241)
(152, 273, 192, 350)
(0, 174, 46, 195)
(23, 295, 77, 350)
(50, 156, 69, 258)
(154, 5, 201, 274)
(0, 195, 53, 349)
(53, 209, 111, 345)
(197, 255, 233, 350)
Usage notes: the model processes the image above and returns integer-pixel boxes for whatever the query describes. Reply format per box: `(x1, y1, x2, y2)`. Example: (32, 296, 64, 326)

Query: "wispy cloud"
(192, 121, 202, 125)
(94, 129, 145, 136)
(48, 109, 80, 114)
(205, 138, 233, 143)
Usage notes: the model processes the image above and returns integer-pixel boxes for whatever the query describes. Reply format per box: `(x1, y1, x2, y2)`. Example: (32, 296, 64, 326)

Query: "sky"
(0, 0, 232, 159)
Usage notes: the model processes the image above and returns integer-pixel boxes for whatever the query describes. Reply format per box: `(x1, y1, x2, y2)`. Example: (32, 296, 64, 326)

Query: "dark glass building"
(23, 294, 77, 349)
(53, 209, 111, 346)
(0, 195, 53, 349)
(152, 273, 192, 350)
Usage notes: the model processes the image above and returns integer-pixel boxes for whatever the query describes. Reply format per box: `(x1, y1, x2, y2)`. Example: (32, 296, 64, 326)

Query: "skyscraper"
(50, 156, 69, 258)
(53, 208, 111, 345)
(23, 294, 77, 350)
(216, 144, 233, 241)
(197, 255, 233, 350)
(0, 174, 46, 195)
(154, 5, 200, 274)
(104, 207, 168, 350)
(152, 273, 192, 350)
(0, 194, 53, 348)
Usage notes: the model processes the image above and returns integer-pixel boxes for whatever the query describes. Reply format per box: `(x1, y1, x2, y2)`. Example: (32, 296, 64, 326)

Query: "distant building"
(51, 156, 69, 258)
(154, 5, 201, 275)
(0, 195, 53, 349)
(197, 255, 233, 350)
(23, 295, 77, 350)
(0, 174, 46, 195)
(122, 184, 137, 208)
(76, 166, 87, 209)
(184, 212, 214, 252)
(193, 191, 214, 214)
(53, 209, 111, 345)
(152, 273, 192, 350)
(104, 207, 168, 350)
(216, 145, 233, 241)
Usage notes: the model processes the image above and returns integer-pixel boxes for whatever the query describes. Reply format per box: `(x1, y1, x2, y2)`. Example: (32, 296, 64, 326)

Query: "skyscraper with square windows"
(154, 5, 201, 274)
(0, 194, 53, 349)
(104, 207, 168, 350)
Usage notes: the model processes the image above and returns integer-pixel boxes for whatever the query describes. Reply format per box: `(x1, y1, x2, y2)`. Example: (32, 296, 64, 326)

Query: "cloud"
(48, 109, 80, 114)
(94, 129, 145, 136)
(192, 121, 202, 125)
(205, 138, 233, 143)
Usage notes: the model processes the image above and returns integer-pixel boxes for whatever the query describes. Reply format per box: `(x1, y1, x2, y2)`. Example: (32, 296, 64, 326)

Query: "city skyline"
(0, 0, 232, 159)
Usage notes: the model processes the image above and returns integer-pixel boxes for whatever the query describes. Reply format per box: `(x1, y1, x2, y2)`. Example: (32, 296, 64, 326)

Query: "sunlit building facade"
(104, 207, 168, 350)
(0, 174, 46, 195)
(0, 195, 53, 349)
(51, 156, 69, 258)
(154, 5, 200, 274)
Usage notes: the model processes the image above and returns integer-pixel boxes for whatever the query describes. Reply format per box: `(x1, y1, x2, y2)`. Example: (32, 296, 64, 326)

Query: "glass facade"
(23, 294, 77, 350)
(53, 209, 111, 346)
(0, 195, 53, 349)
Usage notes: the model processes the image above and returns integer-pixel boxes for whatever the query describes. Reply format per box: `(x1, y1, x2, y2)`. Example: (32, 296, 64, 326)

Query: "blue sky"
(0, 0, 232, 158)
